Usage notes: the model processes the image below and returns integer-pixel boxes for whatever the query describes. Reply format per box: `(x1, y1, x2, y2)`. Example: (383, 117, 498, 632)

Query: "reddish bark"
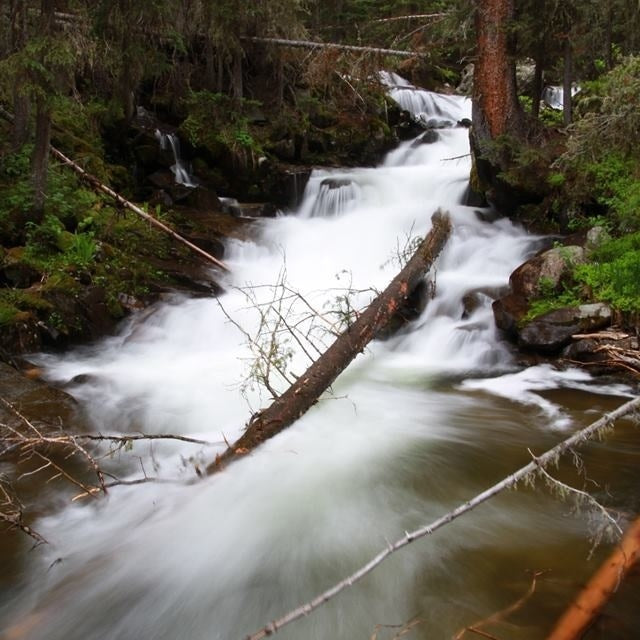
(472, 0, 522, 140)
(206, 211, 451, 474)
(546, 516, 640, 640)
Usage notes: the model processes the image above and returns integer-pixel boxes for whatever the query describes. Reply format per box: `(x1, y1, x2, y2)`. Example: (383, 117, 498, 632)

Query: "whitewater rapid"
(4, 76, 635, 640)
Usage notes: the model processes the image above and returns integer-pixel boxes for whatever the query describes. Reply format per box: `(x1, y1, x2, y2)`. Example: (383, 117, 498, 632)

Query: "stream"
(1, 77, 639, 640)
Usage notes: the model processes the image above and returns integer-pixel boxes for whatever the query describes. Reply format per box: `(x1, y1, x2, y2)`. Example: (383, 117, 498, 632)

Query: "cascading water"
(2, 78, 638, 640)
(155, 129, 198, 188)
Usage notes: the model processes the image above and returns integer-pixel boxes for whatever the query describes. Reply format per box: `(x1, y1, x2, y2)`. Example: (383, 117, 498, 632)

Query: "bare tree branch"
(244, 395, 640, 640)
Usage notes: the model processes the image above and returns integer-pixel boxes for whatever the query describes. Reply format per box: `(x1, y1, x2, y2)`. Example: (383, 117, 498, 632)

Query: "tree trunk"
(231, 52, 243, 101)
(10, 0, 30, 150)
(604, 0, 613, 70)
(546, 516, 640, 640)
(563, 37, 573, 126)
(30, 0, 55, 215)
(206, 211, 451, 474)
(470, 0, 524, 212)
(31, 99, 52, 216)
(472, 0, 522, 141)
(531, 52, 544, 120)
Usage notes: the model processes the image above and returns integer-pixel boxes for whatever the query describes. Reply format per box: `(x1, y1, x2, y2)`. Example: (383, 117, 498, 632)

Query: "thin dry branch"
(244, 395, 640, 640)
(454, 570, 546, 639)
(242, 36, 421, 59)
(370, 13, 448, 24)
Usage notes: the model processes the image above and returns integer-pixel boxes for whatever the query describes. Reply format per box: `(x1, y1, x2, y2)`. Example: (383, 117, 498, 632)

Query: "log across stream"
(1, 80, 639, 640)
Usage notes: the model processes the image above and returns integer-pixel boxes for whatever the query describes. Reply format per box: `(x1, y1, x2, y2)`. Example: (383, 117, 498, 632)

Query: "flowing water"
(2, 79, 639, 640)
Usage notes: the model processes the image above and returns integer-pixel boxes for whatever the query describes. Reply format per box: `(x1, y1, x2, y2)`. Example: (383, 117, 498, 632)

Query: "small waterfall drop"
(3, 75, 634, 640)
(154, 129, 198, 188)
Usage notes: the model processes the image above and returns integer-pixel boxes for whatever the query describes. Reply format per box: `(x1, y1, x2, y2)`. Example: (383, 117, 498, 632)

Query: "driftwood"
(0, 105, 229, 273)
(546, 515, 640, 640)
(242, 36, 422, 59)
(244, 394, 640, 640)
(206, 210, 451, 474)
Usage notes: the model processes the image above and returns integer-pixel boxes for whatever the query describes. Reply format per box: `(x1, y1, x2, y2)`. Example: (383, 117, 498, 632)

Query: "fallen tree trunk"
(242, 36, 421, 59)
(0, 105, 229, 273)
(207, 210, 451, 473)
(546, 515, 640, 640)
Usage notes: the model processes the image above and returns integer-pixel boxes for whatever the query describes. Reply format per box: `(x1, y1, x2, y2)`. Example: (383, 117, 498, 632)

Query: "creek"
(1, 77, 639, 640)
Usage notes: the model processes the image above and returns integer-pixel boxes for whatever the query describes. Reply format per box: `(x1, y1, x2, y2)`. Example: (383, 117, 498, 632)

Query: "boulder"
(493, 293, 530, 338)
(509, 245, 585, 299)
(518, 303, 612, 352)
(412, 130, 439, 146)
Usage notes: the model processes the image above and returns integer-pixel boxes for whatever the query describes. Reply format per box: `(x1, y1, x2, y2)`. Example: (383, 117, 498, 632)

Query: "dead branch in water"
(545, 515, 640, 640)
(453, 570, 547, 640)
(0, 395, 223, 538)
(244, 395, 640, 640)
(207, 210, 451, 474)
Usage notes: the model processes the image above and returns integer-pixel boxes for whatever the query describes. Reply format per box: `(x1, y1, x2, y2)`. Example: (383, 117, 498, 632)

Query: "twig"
(244, 395, 640, 640)
(530, 450, 623, 539)
(454, 570, 546, 639)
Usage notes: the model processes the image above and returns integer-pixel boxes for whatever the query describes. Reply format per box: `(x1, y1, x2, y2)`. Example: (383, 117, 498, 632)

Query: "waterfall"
(4, 77, 635, 640)
(154, 129, 198, 188)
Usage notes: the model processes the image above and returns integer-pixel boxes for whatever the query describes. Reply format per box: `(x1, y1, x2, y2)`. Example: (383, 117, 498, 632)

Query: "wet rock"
(395, 111, 426, 140)
(182, 233, 225, 259)
(0, 314, 41, 357)
(457, 118, 472, 128)
(424, 117, 453, 130)
(412, 130, 439, 145)
(184, 187, 223, 212)
(518, 303, 613, 352)
(509, 245, 585, 298)
(0, 362, 80, 431)
(321, 178, 353, 190)
(493, 293, 530, 338)
(0, 258, 41, 288)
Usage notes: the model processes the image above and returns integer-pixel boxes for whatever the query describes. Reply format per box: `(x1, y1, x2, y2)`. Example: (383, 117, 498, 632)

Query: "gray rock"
(585, 226, 611, 252)
(519, 303, 612, 352)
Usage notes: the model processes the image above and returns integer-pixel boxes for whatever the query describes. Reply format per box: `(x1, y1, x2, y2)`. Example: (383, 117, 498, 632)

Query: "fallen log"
(242, 36, 421, 59)
(207, 210, 451, 473)
(0, 105, 229, 273)
(546, 515, 640, 640)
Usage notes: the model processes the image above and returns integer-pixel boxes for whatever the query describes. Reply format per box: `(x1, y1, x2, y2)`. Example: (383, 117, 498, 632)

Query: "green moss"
(574, 233, 640, 312)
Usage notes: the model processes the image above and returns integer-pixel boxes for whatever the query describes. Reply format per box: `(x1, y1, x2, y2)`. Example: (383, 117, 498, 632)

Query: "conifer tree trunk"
(471, 0, 522, 141)
(10, 0, 30, 150)
(31, 0, 55, 216)
(470, 0, 524, 211)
